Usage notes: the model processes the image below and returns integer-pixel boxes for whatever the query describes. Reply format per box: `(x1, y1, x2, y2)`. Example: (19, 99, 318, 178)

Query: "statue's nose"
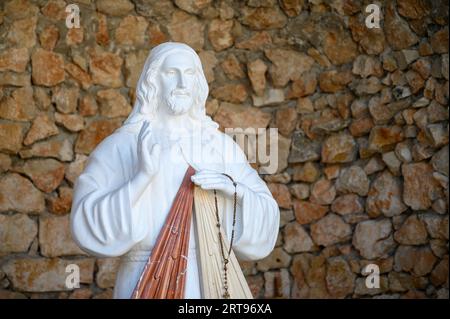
(178, 73, 187, 89)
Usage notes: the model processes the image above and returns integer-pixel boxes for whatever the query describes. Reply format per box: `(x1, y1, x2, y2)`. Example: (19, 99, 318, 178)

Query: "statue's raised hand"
(137, 121, 161, 178)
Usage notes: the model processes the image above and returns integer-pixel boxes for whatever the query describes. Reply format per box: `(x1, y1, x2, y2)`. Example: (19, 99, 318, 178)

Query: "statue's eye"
(185, 69, 195, 75)
(166, 70, 176, 76)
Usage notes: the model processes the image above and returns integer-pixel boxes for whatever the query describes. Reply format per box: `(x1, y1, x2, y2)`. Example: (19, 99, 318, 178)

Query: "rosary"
(213, 173, 237, 299)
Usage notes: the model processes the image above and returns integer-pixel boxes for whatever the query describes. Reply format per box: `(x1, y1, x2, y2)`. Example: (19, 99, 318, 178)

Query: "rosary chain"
(213, 173, 237, 299)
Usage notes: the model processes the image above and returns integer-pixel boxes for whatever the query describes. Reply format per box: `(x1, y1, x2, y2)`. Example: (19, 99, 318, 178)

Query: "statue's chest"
(157, 140, 224, 173)
(134, 141, 228, 252)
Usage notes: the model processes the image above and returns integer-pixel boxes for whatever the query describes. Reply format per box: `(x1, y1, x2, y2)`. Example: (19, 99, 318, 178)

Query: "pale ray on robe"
(194, 187, 253, 299)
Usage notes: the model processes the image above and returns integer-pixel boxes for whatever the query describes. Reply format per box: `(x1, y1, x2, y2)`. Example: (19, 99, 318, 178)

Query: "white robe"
(70, 123, 280, 299)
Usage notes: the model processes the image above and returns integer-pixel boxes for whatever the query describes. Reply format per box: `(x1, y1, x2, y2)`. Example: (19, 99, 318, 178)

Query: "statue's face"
(158, 52, 196, 116)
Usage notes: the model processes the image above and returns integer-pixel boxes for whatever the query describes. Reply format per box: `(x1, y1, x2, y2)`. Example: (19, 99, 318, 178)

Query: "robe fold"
(70, 123, 280, 299)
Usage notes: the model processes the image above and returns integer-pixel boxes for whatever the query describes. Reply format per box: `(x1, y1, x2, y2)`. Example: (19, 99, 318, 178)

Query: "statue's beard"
(163, 89, 194, 116)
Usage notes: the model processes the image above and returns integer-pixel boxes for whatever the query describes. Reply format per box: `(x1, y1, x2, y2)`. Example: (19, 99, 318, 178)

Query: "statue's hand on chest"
(191, 170, 244, 201)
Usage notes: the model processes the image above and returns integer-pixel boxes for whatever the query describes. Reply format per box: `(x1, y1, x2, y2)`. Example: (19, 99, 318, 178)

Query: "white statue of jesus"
(70, 42, 280, 299)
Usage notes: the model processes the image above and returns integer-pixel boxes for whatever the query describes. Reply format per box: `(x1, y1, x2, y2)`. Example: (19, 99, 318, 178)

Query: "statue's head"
(123, 42, 212, 127)
(158, 50, 197, 116)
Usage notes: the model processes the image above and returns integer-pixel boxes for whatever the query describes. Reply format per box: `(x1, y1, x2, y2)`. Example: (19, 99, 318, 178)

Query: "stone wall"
(0, 0, 448, 299)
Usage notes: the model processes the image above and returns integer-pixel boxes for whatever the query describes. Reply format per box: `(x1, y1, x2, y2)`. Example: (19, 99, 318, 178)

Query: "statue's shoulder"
(212, 130, 234, 147)
(210, 130, 248, 164)
(89, 127, 137, 161)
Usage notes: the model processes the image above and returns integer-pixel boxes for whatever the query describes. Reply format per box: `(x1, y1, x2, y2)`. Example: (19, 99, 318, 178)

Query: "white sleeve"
(70, 134, 150, 257)
(220, 135, 280, 261)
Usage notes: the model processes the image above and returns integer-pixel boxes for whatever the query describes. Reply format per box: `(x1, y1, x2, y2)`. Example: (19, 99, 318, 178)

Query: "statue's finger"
(141, 130, 151, 145)
(138, 122, 146, 142)
(192, 171, 223, 179)
(192, 178, 225, 186)
(151, 143, 161, 158)
(199, 183, 225, 190)
(192, 176, 227, 185)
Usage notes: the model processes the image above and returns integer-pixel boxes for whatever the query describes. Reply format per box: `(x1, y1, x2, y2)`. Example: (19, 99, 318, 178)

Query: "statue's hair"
(121, 42, 218, 131)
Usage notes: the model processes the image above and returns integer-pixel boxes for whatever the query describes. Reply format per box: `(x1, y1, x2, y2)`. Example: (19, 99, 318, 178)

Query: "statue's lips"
(172, 92, 191, 98)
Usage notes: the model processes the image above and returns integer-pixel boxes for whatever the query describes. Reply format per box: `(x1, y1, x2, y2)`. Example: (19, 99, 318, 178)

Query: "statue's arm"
(70, 130, 158, 257)
(215, 133, 280, 261)
(230, 164, 280, 261)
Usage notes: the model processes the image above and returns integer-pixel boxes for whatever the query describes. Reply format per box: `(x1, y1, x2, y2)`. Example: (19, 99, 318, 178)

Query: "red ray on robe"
(131, 166, 195, 299)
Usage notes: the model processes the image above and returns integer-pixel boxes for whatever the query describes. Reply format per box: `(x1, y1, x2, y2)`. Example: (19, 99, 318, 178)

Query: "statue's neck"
(152, 113, 200, 137)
